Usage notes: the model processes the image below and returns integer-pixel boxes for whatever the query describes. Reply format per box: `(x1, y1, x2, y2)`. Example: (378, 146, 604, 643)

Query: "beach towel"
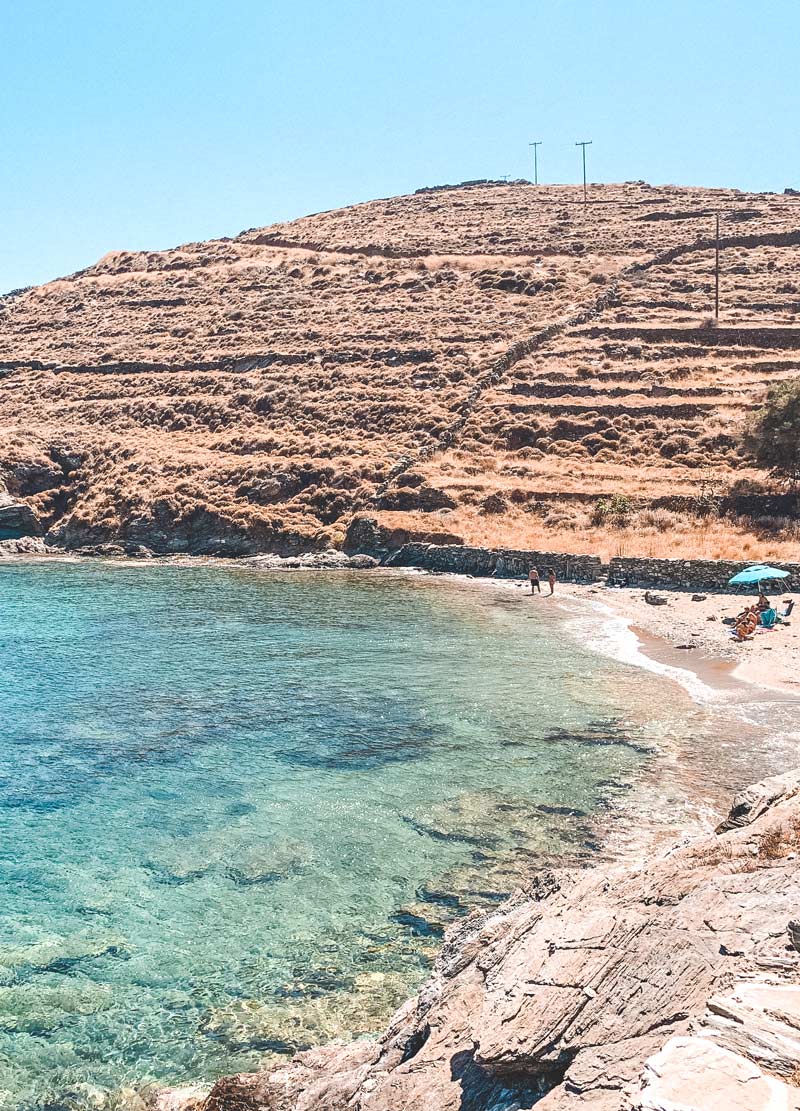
(760, 608, 778, 629)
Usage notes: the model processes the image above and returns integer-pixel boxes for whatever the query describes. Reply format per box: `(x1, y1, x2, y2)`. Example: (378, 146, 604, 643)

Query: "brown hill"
(1, 181, 799, 557)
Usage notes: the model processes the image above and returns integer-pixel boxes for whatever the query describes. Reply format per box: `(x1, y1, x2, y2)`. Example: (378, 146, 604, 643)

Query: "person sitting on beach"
(757, 591, 771, 612)
(733, 610, 759, 640)
(529, 567, 541, 594)
(546, 567, 556, 595)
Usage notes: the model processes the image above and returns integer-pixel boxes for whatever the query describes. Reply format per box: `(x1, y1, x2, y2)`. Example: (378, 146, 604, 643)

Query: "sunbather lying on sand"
(733, 610, 759, 640)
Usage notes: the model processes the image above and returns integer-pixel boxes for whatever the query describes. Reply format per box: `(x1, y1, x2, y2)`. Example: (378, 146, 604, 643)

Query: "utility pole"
(528, 141, 542, 185)
(715, 212, 720, 321)
(575, 140, 592, 209)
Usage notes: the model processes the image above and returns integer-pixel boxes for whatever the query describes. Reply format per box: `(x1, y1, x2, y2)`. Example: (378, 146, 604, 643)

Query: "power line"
(528, 141, 542, 186)
(575, 140, 592, 208)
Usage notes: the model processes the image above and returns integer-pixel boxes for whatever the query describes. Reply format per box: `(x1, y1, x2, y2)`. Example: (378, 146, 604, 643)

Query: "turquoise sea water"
(0, 563, 759, 1108)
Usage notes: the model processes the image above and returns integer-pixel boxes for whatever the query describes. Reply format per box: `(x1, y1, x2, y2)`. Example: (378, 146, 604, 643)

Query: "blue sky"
(2, 0, 797, 292)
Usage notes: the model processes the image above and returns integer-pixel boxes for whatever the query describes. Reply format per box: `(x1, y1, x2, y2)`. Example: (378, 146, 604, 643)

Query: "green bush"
(591, 493, 633, 526)
(746, 378, 800, 482)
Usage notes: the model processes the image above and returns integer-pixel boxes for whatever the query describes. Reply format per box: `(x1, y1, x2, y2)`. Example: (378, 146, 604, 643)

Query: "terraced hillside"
(1, 181, 799, 556)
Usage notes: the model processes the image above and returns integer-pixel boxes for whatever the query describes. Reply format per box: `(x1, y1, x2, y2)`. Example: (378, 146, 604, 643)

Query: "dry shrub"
(660, 434, 693, 459)
(638, 507, 681, 532)
(689, 840, 734, 869)
(746, 818, 800, 866)
(753, 515, 800, 542)
(759, 825, 786, 860)
(542, 505, 586, 530)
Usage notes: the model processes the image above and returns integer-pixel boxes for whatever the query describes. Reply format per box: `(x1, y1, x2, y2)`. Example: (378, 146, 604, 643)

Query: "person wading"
(547, 567, 556, 595)
(529, 567, 541, 594)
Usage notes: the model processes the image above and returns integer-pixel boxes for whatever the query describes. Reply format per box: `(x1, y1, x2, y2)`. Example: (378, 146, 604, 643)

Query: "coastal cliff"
(156, 770, 800, 1110)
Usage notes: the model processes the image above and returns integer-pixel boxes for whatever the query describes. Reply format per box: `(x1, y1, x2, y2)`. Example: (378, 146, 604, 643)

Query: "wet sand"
(562, 583, 800, 697)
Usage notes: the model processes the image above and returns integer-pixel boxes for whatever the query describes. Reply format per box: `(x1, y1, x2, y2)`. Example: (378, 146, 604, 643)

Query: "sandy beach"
(552, 581, 800, 696)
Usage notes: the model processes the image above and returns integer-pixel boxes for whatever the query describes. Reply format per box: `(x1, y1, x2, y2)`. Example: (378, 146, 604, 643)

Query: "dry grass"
(688, 819, 800, 878)
(2, 181, 799, 552)
(381, 503, 800, 562)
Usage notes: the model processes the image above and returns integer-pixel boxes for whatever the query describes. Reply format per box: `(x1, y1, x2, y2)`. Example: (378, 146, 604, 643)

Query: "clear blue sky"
(2, 0, 798, 293)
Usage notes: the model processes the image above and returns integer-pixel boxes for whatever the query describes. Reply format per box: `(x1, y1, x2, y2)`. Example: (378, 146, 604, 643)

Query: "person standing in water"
(529, 567, 541, 594)
(547, 567, 556, 595)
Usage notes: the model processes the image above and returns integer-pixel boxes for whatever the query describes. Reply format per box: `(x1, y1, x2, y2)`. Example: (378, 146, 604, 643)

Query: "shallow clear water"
(0, 563, 778, 1108)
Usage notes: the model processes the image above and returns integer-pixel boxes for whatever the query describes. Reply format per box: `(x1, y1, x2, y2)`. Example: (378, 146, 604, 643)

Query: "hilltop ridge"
(1, 180, 799, 557)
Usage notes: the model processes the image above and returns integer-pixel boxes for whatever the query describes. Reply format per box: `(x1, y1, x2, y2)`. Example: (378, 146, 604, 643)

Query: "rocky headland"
(152, 770, 800, 1111)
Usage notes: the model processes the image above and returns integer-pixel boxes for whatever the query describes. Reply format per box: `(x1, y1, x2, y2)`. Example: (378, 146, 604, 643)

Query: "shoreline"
(4, 553, 800, 1107)
(566, 580, 800, 698)
(8, 545, 796, 694)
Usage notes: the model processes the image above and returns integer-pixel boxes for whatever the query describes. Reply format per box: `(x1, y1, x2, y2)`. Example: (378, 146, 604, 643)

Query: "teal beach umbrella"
(728, 564, 790, 586)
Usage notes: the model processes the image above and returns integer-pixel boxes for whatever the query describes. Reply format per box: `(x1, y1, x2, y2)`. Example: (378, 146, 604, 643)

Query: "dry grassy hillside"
(1, 180, 799, 556)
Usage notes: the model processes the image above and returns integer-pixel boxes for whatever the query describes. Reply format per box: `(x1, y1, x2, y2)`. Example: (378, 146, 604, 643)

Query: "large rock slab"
(635, 1036, 799, 1110)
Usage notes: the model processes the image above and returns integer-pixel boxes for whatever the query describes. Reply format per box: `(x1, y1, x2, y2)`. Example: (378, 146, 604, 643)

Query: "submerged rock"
(200, 971, 414, 1055)
(144, 837, 313, 888)
(403, 789, 590, 860)
(0, 934, 127, 974)
(223, 839, 313, 887)
(0, 983, 112, 1033)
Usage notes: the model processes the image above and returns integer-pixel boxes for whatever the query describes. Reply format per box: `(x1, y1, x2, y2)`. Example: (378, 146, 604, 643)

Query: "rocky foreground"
(156, 770, 800, 1111)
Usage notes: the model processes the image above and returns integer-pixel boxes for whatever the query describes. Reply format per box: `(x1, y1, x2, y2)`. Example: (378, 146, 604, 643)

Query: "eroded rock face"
(0, 536, 53, 556)
(0, 500, 43, 539)
(152, 770, 800, 1111)
(342, 515, 464, 556)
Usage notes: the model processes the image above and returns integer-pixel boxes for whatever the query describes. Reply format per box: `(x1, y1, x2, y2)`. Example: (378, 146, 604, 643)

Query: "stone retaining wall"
(607, 556, 800, 591)
(382, 542, 800, 592)
(384, 543, 603, 582)
(580, 325, 800, 350)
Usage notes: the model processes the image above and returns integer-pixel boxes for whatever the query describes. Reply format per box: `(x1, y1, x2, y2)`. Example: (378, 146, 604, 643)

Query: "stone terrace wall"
(384, 543, 603, 582)
(383, 543, 800, 592)
(608, 556, 800, 591)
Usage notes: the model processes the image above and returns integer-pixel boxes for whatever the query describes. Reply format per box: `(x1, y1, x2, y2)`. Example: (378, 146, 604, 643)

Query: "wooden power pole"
(715, 212, 720, 321)
(576, 140, 592, 209)
(528, 141, 542, 185)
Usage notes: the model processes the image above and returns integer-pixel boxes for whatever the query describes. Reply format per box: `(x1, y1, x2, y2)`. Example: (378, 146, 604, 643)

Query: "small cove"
(0, 563, 790, 1108)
